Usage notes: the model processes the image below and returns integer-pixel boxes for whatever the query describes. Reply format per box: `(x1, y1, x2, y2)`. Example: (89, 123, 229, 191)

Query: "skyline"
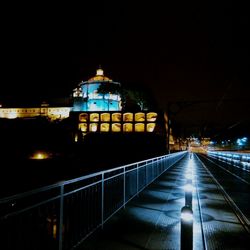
(1, 2, 249, 138)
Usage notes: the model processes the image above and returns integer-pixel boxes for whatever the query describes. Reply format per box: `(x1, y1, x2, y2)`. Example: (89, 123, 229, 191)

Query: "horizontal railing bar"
(0, 154, 172, 203)
(1, 151, 187, 250)
(1, 194, 61, 220)
(63, 180, 103, 197)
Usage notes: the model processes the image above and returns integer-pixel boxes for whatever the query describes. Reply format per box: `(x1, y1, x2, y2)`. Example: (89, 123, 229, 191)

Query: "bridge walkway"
(76, 153, 250, 250)
(77, 153, 250, 250)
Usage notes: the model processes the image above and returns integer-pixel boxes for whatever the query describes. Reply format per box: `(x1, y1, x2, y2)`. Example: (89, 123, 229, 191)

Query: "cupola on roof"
(88, 67, 112, 82)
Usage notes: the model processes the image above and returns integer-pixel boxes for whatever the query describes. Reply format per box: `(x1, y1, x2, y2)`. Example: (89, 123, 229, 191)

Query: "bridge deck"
(77, 154, 250, 250)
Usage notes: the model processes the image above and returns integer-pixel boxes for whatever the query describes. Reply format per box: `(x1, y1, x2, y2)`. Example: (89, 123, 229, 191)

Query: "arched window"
(112, 113, 121, 122)
(112, 123, 121, 132)
(135, 123, 145, 132)
(79, 123, 88, 132)
(89, 123, 98, 132)
(147, 112, 157, 122)
(100, 123, 110, 132)
(123, 113, 133, 122)
(135, 112, 145, 122)
(101, 113, 110, 122)
(90, 113, 99, 122)
(79, 113, 88, 122)
(146, 123, 156, 132)
(123, 123, 133, 132)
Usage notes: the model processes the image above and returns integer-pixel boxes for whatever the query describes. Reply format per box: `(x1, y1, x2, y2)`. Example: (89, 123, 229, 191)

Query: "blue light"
(73, 68, 122, 112)
(236, 137, 248, 146)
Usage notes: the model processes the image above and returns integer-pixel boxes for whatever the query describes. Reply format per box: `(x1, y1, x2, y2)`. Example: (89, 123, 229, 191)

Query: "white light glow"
(181, 211, 193, 222)
(184, 184, 194, 192)
(96, 68, 104, 76)
(185, 173, 193, 180)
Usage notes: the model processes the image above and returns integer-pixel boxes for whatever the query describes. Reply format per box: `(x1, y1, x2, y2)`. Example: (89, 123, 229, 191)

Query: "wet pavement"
(77, 154, 250, 250)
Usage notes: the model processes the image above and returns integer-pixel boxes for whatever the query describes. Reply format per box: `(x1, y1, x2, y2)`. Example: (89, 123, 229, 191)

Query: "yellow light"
(147, 123, 156, 132)
(123, 123, 133, 132)
(74, 134, 78, 142)
(147, 112, 157, 122)
(123, 113, 133, 122)
(100, 123, 110, 132)
(8, 112, 17, 119)
(96, 68, 104, 76)
(90, 123, 98, 132)
(90, 113, 99, 122)
(135, 112, 145, 122)
(101, 113, 110, 122)
(79, 123, 87, 132)
(30, 151, 49, 160)
(37, 153, 44, 159)
(53, 224, 57, 239)
(79, 113, 88, 122)
(112, 113, 121, 122)
(135, 123, 145, 132)
(112, 123, 121, 132)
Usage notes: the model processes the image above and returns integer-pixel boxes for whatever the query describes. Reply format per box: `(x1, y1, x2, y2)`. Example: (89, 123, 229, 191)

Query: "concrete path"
(77, 154, 250, 250)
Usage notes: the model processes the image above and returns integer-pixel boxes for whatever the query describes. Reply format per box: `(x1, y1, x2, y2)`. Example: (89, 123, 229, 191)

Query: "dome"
(88, 68, 112, 82)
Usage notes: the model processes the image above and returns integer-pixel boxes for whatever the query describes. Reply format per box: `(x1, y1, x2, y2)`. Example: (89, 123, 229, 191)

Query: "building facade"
(72, 67, 121, 112)
(69, 67, 166, 142)
(0, 103, 71, 120)
(0, 67, 165, 141)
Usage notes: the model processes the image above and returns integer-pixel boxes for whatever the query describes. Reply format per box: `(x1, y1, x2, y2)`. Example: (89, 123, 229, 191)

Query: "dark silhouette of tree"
(121, 86, 155, 111)
(97, 82, 121, 96)
(97, 82, 156, 111)
(97, 83, 121, 110)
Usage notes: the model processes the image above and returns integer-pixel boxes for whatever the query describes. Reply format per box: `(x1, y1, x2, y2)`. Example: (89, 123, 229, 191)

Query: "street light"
(180, 205, 193, 250)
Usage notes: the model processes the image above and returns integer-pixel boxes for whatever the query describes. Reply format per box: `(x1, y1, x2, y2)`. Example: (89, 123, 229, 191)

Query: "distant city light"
(8, 112, 17, 119)
(237, 137, 248, 146)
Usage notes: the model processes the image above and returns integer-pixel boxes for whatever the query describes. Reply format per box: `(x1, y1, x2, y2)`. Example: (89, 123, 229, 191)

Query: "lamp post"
(164, 108, 170, 154)
(180, 205, 193, 250)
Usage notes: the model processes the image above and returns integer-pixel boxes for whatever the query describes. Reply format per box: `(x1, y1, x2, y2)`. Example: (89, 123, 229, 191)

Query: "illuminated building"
(0, 67, 165, 145)
(0, 103, 71, 120)
(72, 67, 121, 112)
(69, 67, 163, 141)
(74, 111, 158, 134)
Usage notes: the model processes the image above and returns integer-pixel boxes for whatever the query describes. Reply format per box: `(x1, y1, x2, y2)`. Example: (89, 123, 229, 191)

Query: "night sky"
(1, 1, 249, 138)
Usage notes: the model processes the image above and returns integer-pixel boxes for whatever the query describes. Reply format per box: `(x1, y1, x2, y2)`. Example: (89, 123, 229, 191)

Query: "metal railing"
(207, 151, 250, 172)
(0, 151, 186, 250)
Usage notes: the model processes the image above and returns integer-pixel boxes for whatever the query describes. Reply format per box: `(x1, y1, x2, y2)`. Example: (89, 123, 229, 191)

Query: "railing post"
(136, 163, 139, 195)
(123, 167, 126, 208)
(58, 185, 64, 250)
(101, 173, 104, 229)
(155, 158, 158, 177)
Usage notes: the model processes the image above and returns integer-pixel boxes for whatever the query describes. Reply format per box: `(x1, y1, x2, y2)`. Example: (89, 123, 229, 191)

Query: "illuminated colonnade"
(78, 112, 158, 133)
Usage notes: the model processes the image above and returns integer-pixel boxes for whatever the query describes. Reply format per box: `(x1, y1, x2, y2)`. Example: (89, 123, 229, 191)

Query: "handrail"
(207, 151, 250, 172)
(0, 151, 187, 250)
